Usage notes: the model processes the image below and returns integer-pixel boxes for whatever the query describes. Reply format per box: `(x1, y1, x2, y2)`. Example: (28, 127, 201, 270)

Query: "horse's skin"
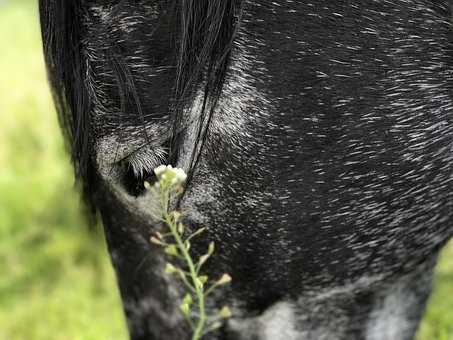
(40, 1, 453, 339)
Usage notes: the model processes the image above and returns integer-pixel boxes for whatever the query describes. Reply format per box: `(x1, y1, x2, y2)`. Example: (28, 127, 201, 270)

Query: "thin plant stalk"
(148, 165, 232, 340)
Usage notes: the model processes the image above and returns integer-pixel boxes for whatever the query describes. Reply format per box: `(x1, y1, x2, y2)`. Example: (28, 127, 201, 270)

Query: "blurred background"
(0, 1, 451, 339)
(0, 0, 128, 339)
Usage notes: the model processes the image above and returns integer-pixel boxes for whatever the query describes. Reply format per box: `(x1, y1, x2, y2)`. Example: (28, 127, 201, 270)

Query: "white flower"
(153, 164, 187, 185)
(154, 164, 169, 178)
(173, 167, 187, 183)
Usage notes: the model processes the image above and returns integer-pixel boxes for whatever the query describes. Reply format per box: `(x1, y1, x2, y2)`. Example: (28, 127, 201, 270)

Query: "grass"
(0, 1, 127, 339)
(418, 244, 453, 340)
(0, 1, 451, 339)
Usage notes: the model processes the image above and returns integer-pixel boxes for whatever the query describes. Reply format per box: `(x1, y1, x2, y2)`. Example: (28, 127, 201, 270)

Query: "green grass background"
(0, 1, 451, 339)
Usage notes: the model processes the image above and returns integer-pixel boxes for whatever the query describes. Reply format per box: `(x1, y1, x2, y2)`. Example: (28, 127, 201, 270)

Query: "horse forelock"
(39, 0, 244, 216)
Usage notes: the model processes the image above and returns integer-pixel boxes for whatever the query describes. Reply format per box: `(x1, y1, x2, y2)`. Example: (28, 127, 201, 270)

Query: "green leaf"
(183, 293, 193, 306)
(164, 245, 179, 256)
(207, 242, 215, 256)
(164, 263, 178, 274)
(179, 302, 191, 317)
(198, 275, 209, 284)
(195, 277, 204, 289)
(207, 321, 222, 333)
(187, 227, 207, 241)
(198, 254, 210, 268)
(150, 236, 164, 246)
(177, 222, 185, 234)
(219, 306, 232, 319)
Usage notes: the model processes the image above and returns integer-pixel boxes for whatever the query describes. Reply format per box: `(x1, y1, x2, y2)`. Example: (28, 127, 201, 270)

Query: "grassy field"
(0, 1, 451, 339)
(0, 1, 128, 339)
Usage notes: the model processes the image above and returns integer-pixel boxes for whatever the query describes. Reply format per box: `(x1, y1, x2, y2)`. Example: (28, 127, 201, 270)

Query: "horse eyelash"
(127, 146, 168, 179)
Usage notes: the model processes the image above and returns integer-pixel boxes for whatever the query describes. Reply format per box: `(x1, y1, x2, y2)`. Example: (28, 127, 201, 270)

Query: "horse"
(39, 0, 453, 339)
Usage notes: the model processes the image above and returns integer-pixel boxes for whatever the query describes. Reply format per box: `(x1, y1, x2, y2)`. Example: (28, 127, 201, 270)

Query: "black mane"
(39, 0, 242, 214)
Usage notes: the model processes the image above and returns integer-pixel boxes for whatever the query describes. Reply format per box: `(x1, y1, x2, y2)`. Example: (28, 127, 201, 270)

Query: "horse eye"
(122, 163, 157, 197)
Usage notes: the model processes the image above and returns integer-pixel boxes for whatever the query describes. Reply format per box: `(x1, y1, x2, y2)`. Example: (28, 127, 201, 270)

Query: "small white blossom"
(173, 167, 188, 183)
(154, 164, 169, 178)
(153, 164, 187, 185)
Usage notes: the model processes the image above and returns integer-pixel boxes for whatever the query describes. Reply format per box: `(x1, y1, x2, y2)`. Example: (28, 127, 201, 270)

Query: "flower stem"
(151, 166, 230, 340)
(164, 215, 207, 340)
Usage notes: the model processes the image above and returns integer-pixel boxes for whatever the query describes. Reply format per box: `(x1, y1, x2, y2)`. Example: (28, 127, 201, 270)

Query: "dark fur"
(39, 0, 241, 210)
(40, 1, 453, 339)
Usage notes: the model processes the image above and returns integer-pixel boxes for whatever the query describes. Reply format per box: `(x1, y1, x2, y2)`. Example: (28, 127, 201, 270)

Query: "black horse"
(40, 1, 453, 339)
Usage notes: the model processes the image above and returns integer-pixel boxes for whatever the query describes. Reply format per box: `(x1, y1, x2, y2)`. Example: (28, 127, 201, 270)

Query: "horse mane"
(39, 0, 242, 217)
